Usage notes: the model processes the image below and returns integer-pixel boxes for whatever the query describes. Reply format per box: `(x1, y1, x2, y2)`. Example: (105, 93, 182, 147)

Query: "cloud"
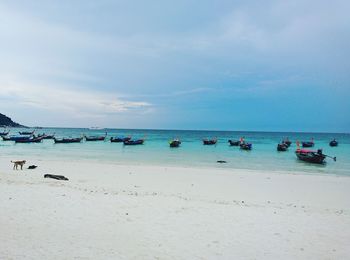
(0, 81, 151, 118)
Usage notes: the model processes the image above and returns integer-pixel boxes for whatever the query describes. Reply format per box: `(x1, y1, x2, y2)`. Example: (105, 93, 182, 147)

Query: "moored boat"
(282, 138, 292, 147)
(203, 138, 217, 145)
(0, 130, 9, 136)
(54, 137, 83, 143)
(329, 139, 338, 147)
(228, 140, 240, 146)
(302, 138, 314, 147)
(2, 135, 32, 142)
(169, 139, 181, 148)
(240, 142, 252, 150)
(84, 133, 107, 141)
(15, 136, 44, 143)
(110, 136, 131, 143)
(36, 133, 55, 139)
(277, 143, 288, 151)
(123, 139, 144, 145)
(295, 149, 326, 164)
(19, 130, 35, 135)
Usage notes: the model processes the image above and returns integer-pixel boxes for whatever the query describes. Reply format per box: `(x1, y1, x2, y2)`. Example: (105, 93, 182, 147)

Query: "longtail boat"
(84, 133, 107, 141)
(203, 138, 217, 145)
(36, 133, 55, 139)
(228, 140, 240, 146)
(15, 136, 44, 143)
(54, 137, 83, 143)
(277, 143, 288, 151)
(110, 136, 131, 143)
(169, 139, 181, 148)
(295, 149, 326, 164)
(0, 130, 9, 136)
(240, 142, 252, 150)
(329, 139, 338, 147)
(19, 130, 35, 135)
(302, 138, 314, 147)
(123, 139, 144, 145)
(282, 138, 292, 147)
(2, 135, 32, 142)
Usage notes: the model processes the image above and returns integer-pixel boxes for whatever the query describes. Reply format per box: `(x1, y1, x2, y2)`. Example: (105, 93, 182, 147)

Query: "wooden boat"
(169, 139, 181, 148)
(36, 133, 55, 139)
(277, 143, 288, 151)
(283, 138, 292, 147)
(54, 137, 83, 143)
(240, 142, 252, 150)
(329, 139, 338, 147)
(295, 149, 326, 164)
(19, 130, 35, 135)
(302, 138, 314, 147)
(123, 139, 144, 145)
(203, 138, 217, 145)
(228, 140, 240, 146)
(0, 130, 9, 136)
(2, 135, 32, 141)
(84, 133, 107, 141)
(110, 136, 131, 143)
(15, 136, 44, 143)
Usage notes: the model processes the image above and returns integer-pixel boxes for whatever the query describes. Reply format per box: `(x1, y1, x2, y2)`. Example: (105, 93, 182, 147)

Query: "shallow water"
(1, 128, 349, 176)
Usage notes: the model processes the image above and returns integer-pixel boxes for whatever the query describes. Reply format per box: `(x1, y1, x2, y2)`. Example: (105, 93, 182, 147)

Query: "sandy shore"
(0, 157, 349, 259)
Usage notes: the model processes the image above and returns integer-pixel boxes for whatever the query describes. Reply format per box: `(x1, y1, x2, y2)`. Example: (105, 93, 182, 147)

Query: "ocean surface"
(1, 128, 349, 176)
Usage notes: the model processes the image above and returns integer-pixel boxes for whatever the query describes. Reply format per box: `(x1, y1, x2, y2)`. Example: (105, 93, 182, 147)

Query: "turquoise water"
(1, 128, 349, 176)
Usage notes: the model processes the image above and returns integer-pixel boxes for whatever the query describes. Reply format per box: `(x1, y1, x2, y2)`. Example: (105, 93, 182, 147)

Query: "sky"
(0, 0, 349, 132)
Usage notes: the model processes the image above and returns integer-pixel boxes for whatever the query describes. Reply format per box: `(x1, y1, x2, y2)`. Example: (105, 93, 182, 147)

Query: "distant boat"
(329, 139, 338, 147)
(0, 130, 9, 136)
(295, 149, 327, 164)
(19, 130, 35, 135)
(169, 139, 181, 148)
(282, 138, 292, 147)
(203, 138, 217, 145)
(240, 142, 252, 150)
(89, 127, 104, 130)
(36, 133, 55, 139)
(123, 139, 144, 145)
(84, 133, 107, 141)
(302, 138, 314, 148)
(2, 135, 32, 142)
(277, 143, 288, 151)
(15, 136, 44, 143)
(54, 137, 83, 143)
(228, 140, 240, 146)
(110, 136, 131, 143)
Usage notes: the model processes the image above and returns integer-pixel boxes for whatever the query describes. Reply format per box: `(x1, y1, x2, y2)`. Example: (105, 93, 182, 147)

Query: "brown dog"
(11, 160, 26, 170)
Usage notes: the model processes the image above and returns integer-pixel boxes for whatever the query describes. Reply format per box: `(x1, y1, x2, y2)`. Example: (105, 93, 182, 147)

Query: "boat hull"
(277, 143, 288, 151)
(228, 140, 240, 146)
(170, 140, 181, 147)
(54, 138, 82, 144)
(329, 141, 338, 147)
(295, 150, 325, 164)
(110, 137, 131, 143)
(240, 143, 252, 150)
(203, 139, 217, 145)
(123, 139, 144, 145)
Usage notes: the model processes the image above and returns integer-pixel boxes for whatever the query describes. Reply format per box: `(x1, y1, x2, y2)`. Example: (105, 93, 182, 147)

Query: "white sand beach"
(1, 158, 349, 259)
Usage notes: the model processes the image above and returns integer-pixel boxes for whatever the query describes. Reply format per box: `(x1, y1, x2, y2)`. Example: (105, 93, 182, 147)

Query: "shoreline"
(0, 154, 346, 178)
(1, 159, 349, 259)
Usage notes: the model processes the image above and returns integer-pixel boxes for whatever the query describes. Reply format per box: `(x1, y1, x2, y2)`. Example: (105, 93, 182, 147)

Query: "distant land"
(0, 113, 25, 127)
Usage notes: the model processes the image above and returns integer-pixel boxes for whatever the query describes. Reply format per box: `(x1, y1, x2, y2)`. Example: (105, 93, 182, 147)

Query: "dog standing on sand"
(11, 160, 26, 170)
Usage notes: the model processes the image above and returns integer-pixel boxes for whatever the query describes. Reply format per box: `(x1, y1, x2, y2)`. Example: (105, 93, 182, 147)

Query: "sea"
(1, 128, 349, 176)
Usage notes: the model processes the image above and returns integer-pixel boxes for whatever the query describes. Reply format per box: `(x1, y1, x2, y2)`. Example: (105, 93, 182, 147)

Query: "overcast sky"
(0, 0, 349, 132)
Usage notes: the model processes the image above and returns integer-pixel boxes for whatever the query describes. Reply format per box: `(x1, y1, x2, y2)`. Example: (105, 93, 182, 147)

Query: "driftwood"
(28, 165, 37, 169)
(44, 174, 69, 181)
